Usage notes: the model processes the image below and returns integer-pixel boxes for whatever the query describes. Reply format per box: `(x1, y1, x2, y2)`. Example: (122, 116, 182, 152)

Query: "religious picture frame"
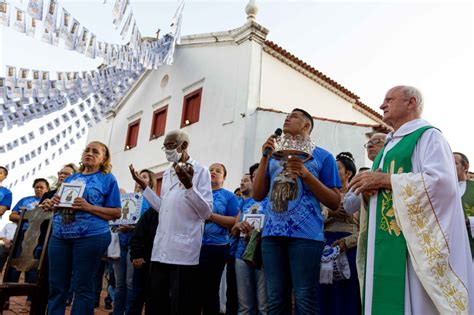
(242, 213, 265, 232)
(110, 192, 143, 225)
(57, 182, 85, 207)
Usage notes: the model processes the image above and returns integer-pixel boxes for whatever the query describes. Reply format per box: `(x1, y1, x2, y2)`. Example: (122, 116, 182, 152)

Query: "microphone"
(263, 128, 282, 157)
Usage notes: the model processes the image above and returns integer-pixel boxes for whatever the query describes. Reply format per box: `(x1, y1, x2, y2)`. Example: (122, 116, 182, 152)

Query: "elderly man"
(130, 130, 212, 315)
(454, 152, 474, 262)
(343, 133, 387, 214)
(365, 133, 386, 161)
(253, 108, 341, 314)
(350, 86, 473, 314)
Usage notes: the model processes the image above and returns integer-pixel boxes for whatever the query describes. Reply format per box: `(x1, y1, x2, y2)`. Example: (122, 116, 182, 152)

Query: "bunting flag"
(0, 2, 10, 26)
(43, 0, 58, 31)
(27, 0, 44, 21)
(1, 64, 143, 130)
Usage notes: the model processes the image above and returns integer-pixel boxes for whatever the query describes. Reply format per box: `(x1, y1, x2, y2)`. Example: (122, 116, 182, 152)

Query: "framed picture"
(57, 182, 85, 208)
(110, 192, 143, 225)
(242, 213, 266, 234)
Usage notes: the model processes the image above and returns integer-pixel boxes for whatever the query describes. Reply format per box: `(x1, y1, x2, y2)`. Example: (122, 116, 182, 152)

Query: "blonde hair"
(79, 141, 113, 174)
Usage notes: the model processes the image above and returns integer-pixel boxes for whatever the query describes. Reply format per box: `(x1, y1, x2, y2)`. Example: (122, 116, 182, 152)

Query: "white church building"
(88, 3, 389, 193)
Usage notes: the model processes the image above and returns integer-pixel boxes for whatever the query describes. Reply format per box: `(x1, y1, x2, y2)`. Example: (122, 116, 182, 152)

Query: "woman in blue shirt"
(49, 141, 121, 315)
(198, 163, 240, 315)
(9, 178, 49, 223)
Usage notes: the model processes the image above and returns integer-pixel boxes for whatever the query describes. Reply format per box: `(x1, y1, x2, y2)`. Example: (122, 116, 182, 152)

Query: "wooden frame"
(180, 88, 202, 128)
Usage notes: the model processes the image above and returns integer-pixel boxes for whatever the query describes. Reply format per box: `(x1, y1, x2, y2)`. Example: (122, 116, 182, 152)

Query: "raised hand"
(129, 164, 147, 190)
(262, 135, 277, 157)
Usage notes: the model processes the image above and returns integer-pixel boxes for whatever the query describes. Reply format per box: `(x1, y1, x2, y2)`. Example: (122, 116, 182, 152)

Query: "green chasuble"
(364, 125, 433, 315)
(461, 180, 474, 257)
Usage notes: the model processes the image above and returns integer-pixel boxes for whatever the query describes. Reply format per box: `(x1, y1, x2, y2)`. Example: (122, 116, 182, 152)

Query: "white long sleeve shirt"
(142, 158, 213, 265)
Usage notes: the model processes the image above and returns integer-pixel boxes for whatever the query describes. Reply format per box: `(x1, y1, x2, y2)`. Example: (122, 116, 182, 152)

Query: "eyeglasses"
(364, 139, 384, 148)
(161, 142, 182, 151)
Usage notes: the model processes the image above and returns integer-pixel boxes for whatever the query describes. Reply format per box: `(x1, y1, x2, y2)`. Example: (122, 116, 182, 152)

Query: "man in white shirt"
(0, 222, 17, 271)
(130, 130, 212, 315)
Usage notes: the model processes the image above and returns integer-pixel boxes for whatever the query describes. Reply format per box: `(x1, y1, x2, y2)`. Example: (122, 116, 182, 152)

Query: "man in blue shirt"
(253, 108, 341, 314)
(0, 166, 12, 217)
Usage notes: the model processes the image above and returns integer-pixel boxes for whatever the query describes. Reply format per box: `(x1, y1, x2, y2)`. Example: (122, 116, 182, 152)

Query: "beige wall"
(260, 52, 378, 125)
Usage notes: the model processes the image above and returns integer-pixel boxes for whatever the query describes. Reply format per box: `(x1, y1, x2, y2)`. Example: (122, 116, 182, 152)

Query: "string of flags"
(0, 0, 184, 70)
(5, 126, 88, 190)
(0, 65, 143, 130)
(1, 68, 144, 189)
(0, 95, 93, 154)
(1, 0, 183, 188)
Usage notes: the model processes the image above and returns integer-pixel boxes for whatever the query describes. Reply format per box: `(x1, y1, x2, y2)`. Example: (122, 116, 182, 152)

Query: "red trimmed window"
(150, 106, 168, 140)
(181, 88, 202, 128)
(155, 171, 164, 196)
(125, 119, 140, 150)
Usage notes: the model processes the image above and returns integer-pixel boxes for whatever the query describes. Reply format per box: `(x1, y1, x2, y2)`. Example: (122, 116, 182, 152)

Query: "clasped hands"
(349, 169, 392, 196)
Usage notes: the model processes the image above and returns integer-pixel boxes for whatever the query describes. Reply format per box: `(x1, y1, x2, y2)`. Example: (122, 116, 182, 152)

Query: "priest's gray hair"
(401, 86, 424, 115)
(167, 130, 190, 145)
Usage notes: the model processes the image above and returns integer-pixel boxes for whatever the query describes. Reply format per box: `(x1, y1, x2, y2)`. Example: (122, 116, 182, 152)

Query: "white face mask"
(165, 148, 182, 163)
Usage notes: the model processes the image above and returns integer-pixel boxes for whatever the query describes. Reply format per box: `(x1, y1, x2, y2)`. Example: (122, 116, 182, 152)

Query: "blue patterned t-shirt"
(235, 197, 268, 259)
(13, 195, 42, 230)
(0, 187, 12, 211)
(263, 146, 341, 241)
(202, 188, 240, 246)
(53, 172, 121, 238)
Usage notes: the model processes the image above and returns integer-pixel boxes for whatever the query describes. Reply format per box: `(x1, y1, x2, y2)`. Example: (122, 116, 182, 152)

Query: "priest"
(350, 85, 473, 314)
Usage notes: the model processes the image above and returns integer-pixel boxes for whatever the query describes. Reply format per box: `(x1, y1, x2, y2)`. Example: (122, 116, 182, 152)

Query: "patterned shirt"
(53, 172, 121, 238)
(263, 146, 341, 241)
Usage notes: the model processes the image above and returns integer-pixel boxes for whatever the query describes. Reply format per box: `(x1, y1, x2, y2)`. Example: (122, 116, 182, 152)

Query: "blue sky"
(1, 0, 473, 215)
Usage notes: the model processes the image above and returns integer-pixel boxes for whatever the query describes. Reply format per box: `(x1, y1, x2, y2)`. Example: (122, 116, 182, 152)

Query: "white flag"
(26, 17, 38, 37)
(43, 0, 57, 31)
(86, 33, 97, 58)
(14, 7, 27, 33)
(27, 0, 44, 21)
(59, 8, 71, 38)
(0, 2, 10, 26)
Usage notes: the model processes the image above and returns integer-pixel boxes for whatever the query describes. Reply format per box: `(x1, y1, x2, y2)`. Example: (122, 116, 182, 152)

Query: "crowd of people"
(0, 85, 473, 315)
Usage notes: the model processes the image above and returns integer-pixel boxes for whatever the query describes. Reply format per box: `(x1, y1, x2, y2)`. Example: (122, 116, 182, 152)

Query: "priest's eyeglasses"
(364, 139, 384, 148)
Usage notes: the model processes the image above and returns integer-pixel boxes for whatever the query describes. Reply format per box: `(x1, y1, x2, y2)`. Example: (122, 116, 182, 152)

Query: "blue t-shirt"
(53, 172, 121, 238)
(263, 147, 341, 241)
(202, 188, 240, 246)
(119, 196, 151, 247)
(13, 195, 42, 230)
(12, 195, 41, 212)
(235, 197, 268, 259)
(0, 187, 12, 210)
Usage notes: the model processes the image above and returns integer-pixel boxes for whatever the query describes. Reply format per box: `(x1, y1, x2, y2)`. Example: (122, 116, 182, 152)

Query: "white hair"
(401, 86, 424, 115)
(166, 130, 190, 144)
(371, 133, 387, 141)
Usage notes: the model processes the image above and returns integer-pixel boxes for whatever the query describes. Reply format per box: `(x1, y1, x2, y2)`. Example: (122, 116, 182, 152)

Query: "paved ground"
(4, 291, 113, 315)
